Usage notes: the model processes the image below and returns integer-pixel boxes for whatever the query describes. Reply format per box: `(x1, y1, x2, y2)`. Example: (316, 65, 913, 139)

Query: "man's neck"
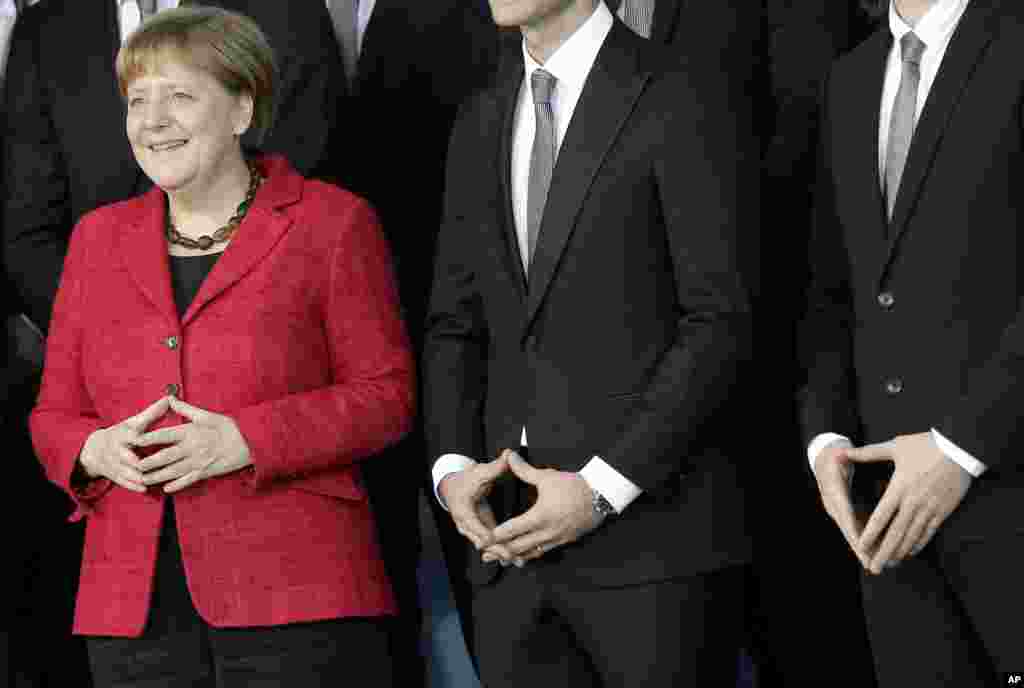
(521, 1, 599, 65)
(895, 0, 937, 27)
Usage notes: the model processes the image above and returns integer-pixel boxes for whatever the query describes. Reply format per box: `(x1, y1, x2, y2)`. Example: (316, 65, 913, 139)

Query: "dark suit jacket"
(800, 0, 1024, 538)
(336, 0, 499, 339)
(424, 20, 756, 587)
(30, 155, 413, 635)
(2, 0, 346, 336)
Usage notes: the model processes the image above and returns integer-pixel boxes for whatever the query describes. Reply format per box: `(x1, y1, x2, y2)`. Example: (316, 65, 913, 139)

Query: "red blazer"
(30, 155, 414, 636)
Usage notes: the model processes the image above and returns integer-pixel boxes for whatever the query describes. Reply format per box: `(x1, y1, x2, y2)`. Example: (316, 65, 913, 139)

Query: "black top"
(169, 252, 221, 318)
(161, 251, 222, 608)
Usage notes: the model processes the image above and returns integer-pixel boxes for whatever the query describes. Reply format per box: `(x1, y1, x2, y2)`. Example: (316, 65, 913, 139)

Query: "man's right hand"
(79, 397, 171, 493)
(439, 452, 512, 556)
(813, 439, 869, 568)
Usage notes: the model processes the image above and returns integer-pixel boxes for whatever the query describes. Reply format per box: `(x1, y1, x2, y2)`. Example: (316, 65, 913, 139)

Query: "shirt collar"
(521, 1, 614, 92)
(889, 0, 970, 52)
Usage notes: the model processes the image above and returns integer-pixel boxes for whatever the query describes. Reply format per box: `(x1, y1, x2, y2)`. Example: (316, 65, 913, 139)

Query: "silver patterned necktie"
(884, 32, 926, 220)
(526, 69, 557, 271)
(617, 0, 654, 39)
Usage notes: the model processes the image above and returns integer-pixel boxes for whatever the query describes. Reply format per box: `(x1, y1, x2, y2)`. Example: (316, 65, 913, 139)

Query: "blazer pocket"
(286, 469, 368, 502)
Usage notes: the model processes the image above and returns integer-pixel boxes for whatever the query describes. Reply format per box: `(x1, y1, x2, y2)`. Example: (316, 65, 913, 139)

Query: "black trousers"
(472, 562, 747, 688)
(860, 530, 1023, 687)
(87, 502, 395, 688)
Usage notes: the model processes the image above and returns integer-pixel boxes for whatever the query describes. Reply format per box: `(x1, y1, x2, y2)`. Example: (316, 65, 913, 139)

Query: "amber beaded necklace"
(165, 160, 263, 251)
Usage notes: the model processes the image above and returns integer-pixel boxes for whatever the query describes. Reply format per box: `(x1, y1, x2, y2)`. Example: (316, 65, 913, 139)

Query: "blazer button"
(884, 378, 903, 395)
(877, 292, 895, 310)
(166, 383, 180, 397)
(165, 335, 179, 350)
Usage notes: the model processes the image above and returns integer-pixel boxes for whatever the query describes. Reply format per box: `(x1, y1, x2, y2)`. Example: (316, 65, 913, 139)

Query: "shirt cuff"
(431, 453, 477, 510)
(808, 433, 853, 472)
(930, 428, 987, 478)
(578, 456, 643, 514)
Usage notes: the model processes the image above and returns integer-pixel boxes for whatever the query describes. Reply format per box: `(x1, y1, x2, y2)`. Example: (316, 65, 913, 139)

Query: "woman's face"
(125, 58, 252, 195)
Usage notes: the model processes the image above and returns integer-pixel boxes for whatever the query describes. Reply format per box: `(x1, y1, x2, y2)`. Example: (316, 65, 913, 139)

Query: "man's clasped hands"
(438, 449, 607, 568)
(814, 432, 973, 576)
(78, 396, 253, 494)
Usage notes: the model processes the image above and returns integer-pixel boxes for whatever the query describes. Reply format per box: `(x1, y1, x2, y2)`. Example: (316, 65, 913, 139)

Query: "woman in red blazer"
(29, 8, 412, 687)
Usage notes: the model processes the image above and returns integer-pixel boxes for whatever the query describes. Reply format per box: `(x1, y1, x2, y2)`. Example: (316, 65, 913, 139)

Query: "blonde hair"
(116, 6, 277, 143)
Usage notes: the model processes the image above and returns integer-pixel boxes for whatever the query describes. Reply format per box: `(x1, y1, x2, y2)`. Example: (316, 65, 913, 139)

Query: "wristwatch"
(591, 488, 617, 518)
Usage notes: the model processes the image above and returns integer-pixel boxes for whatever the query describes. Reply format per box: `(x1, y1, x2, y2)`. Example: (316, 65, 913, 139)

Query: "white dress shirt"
(354, 0, 374, 56)
(0, 0, 17, 83)
(432, 2, 643, 514)
(118, 0, 180, 43)
(808, 0, 986, 478)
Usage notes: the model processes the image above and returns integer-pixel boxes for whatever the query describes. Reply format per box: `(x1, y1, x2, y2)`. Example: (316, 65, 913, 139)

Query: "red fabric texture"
(30, 155, 415, 636)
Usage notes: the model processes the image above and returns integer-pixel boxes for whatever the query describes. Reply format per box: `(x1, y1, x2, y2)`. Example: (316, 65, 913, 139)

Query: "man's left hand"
(486, 451, 605, 566)
(134, 396, 253, 493)
(846, 432, 972, 574)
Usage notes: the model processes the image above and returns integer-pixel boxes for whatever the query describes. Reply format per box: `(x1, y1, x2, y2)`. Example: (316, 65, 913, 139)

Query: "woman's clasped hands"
(79, 396, 252, 494)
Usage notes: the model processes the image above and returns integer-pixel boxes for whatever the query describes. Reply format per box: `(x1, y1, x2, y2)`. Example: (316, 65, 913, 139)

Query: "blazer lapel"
(181, 159, 301, 326)
(524, 23, 651, 332)
(496, 47, 528, 299)
(351, 0, 392, 94)
(881, 0, 1003, 278)
(120, 190, 178, 329)
(649, 0, 682, 45)
(839, 29, 890, 246)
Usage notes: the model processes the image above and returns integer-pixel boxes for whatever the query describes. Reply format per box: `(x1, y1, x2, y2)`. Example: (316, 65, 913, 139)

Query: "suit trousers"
(860, 529, 1023, 686)
(86, 501, 395, 688)
(472, 561, 747, 688)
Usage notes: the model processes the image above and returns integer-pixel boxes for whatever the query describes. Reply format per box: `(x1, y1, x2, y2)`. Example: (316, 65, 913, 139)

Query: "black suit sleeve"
(935, 97, 1024, 471)
(599, 66, 756, 489)
(421, 99, 491, 463)
(796, 71, 863, 450)
(2, 7, 71, 333)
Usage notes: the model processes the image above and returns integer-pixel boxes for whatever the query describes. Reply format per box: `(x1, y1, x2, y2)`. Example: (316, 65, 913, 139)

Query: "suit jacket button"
(166, 383, 180, 397)
(166, 336, 179, 350)
(884, 378, 903, 395)
(877, 292, 895, 309)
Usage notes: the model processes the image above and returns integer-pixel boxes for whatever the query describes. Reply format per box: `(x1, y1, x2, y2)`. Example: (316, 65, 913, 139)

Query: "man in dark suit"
(745, 3, 881, 685)
(423, 1, 755, 684)
(616, 2, 879, 684)
(2, 2, 344, 685)
(323, 2, 501, 681)
(802, 0, 1024, 684)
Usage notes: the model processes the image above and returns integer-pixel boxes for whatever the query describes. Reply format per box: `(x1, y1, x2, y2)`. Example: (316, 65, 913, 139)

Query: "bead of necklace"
(165, 160, 263, 251)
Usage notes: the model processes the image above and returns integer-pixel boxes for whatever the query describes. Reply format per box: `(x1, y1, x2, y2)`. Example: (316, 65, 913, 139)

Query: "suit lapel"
(118, 158, 301, 328)
(352, 0, 394, 94)
(524, 23, 651, 332)
(840, 29, 890, 246)
(496, 48, 528, 299)
(120, 191, 178, 329)
(181, 160, 301, 326)
(649, 0, 682, 45)
(881, 0, 1003, 278)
